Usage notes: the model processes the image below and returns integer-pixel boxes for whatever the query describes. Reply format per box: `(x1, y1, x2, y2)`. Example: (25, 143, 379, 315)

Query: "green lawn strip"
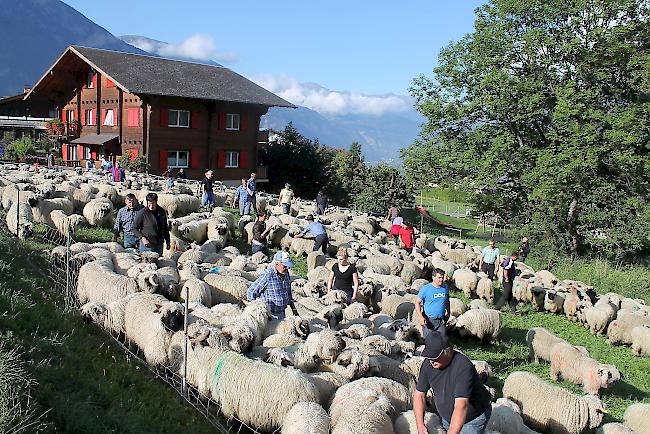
(0, 231, 223, 433)
(447, 289, 650, 424)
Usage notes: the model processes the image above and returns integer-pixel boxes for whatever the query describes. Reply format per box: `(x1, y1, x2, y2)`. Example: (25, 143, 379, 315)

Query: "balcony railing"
(256, 165, 268, 179)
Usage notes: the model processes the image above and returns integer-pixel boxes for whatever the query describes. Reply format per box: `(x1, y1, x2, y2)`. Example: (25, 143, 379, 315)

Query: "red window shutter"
(91, 150, 98, 160)
(189, 150, 200, 169)
(92, 74, 97, 89)
(159, 150, 168, 169)
(239, 150, 248, 169)
(219, 112, 226, 130)
(160, 108, 169, 127)
(61, 144, 67, 160)
(81, 110, 85, 126)
(217, 150, 226, 168)
(113, 106, 118, 126)
(101, 109, 106, 125)
(62, 109, 67, 125)
(78, 145, 84, 159)
(106, 78, 114, 88)
(128, 108, 138, 127)
(190, 110, 200, 128)
(240, 113, 248, 131)
(127, 149, 138, 160)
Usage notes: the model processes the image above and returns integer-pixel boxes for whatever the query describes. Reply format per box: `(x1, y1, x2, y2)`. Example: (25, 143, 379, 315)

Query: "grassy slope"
(0, 229, 220, 433)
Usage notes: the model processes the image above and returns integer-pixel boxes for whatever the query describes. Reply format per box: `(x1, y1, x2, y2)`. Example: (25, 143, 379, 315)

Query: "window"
(225, 151, 239, 168)
(87, 72, 94, 88)
(84, 147, 91, 160)
(103, 108, 114, 126)
(226, 113, 240, 130)
(167, 150, 189, 168)
(65, 109, 74, 123)
(168, 109, 190, 127)
(84, 109, 95, 125)
(67, 145, 78, 161)
(127, 108, 139, 127)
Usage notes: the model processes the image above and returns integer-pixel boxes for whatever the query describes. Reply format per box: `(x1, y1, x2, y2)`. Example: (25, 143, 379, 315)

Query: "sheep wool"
(211, 352, 320, 432)
(455, 309, 502, 342)
(623, 402, 650, 434)
(503, 371, 606, 434)
(476, 276, 494, 303)
(595, 423, 637, 434)
(180, 277, 213, 307)
(630, 325, 650, 357)
(82, 198, 114, 227)
(331, 389, 395, 434)
(49, 209, 85, 237)
(76, 259, 139, 305)
(608, 314, 650, 345)
(203, 274, 250, 304)
(550, 341, 621, 395)
(6, 201, 33, 239)
(281, 401, 330, 434)
(487, 398, 539, 434)
(452, 268, 478, 299)
(393, 410, 445, 434)
(526, 327, 589, 364)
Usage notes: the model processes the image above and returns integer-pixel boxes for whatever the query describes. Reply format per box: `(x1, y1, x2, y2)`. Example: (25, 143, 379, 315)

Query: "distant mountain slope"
(0, 0, 145, 96)
(262, 106, 423, 162)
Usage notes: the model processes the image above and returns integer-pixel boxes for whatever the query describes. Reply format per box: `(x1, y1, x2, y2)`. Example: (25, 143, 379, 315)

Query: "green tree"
(5, 136, 35, 161)
(322, 142, 366, 206)
(402, 0, 650, 259)
(353, 163, 414, 214)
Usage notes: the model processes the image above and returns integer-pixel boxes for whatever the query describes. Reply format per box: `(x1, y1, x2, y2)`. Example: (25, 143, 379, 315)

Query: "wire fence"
(0, 169, 272, 434)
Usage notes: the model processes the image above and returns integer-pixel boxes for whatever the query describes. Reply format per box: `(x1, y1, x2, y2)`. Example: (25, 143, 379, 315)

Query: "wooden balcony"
(256, 165, 268, 180)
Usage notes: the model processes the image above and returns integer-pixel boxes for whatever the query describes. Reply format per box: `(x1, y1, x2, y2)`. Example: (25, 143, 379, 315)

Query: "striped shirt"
(247, 267, 292, 313)
(234, 185, 249, 205)
(481, 246, 500, 264)
(114, 204, 142, 236)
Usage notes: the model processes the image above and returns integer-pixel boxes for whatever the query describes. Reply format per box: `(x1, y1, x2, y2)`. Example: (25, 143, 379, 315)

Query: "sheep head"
(597, 364, 621, 389)
(80, 302, 107, 324)
(137, 271, 160, 293)
(583, 395, 607, 429)
(154, 302, 184, 332)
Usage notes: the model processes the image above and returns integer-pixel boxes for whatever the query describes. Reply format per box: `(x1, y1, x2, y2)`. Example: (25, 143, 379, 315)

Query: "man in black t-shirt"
(413, 333, 492, 434)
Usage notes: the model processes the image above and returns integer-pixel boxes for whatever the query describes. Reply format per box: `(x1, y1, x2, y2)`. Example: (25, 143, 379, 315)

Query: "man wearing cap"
(113, 193, 142, 248)
(414, 333, 492, 434)
(279, 183, 295, 214)
(294, 214, 329, 254)
(247, 251, 299, 320)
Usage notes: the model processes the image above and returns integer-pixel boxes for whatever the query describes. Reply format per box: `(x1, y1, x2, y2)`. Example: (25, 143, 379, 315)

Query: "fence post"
(65, 223, 72, 305)
(182, 286, 189, 399)
(16, 188, 20, 238)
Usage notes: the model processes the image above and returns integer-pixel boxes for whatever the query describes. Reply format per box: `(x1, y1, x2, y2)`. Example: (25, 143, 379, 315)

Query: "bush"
(4, 137, 36, 161)
(118, 154, 147, 173)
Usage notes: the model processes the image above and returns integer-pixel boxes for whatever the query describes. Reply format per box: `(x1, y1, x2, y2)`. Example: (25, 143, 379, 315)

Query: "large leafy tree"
(402, 0, 650, 259)
(353, 163, 414, 214)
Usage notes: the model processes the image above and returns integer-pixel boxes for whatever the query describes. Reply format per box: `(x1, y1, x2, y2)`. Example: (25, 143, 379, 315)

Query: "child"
(400, 221, 415, 254)
(390, 215, 403, 243)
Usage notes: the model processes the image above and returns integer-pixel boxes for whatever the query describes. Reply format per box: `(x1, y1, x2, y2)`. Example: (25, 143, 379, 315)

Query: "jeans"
(268, 305, 286, 320)
(495, 280, 517, 312)
(123, 233, 138, 249)
(239, 201, 247, 216)
(202, 191, 215, 208)
(248, 196, 257, 214)
(317, 205, 325, 215)
(313, 234, 329, 254)
(442, 406, 491, 434)
(281, 203, 290, 214)
(243, 201, 252, 215)
(139, 240, 163, 255)
(423, 317, 447, 341)
(251, 243, 268, 255)
(482, 262, 496, 280)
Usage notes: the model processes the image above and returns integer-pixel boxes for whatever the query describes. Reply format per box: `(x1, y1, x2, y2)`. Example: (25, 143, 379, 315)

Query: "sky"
(62, 0, 485, 115)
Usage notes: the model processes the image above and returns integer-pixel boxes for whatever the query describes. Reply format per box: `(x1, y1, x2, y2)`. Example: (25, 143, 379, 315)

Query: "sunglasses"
(426, 347, 447, 363)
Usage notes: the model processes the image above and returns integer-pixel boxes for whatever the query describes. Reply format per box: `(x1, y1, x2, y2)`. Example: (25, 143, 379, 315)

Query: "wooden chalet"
(25, 45, 295, 182)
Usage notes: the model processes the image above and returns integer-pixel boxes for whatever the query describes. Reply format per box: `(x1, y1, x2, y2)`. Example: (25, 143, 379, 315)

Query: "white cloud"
(252, 74, 413, 116)
(127, 34, 236, 64)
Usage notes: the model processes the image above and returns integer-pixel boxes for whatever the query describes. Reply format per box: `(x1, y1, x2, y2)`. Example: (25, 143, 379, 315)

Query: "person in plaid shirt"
(113, 193, 142, 248)
(247, 251, 299, 320)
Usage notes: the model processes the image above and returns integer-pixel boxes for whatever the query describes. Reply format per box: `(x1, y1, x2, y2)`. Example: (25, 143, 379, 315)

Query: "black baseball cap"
(422, 332, 450, 360)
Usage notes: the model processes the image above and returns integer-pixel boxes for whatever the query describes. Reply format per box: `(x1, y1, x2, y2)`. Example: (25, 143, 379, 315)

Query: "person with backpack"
(495, 251, 519, 313)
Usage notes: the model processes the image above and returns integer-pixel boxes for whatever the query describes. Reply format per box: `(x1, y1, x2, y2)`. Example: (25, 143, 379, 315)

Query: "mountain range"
(0, 0, 421, 161)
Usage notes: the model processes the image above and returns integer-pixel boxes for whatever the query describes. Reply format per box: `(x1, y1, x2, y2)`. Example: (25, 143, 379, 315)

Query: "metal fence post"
(65, 223, 72, 305)
(182, 286, 189, 399)
(16, 188, 20, 237)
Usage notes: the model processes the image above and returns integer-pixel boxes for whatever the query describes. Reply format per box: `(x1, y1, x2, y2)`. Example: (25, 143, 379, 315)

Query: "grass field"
(0, 229, 222, 433)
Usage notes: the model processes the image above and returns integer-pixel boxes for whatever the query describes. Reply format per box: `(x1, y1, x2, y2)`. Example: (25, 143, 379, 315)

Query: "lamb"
(502, 371, 606, 434)
(535, 269, 558, 287)
(210, 351, 320, 432)
(178, 219, 209, 243)
(206, 219, 229, 248)
(454, 309, 501, 342)
(339, 323, 372, 340)
(449, 298, 467, 317)
(476, 276, 494, 303)
(608, 314, 650, 345)
(6, 201, 33, 239)
(82, 198, 113, 227)
(80, 294, 137, 335)
(623, 402, 650, 434)
(49, 209, 85, 237)
(630, 324, 650, 357)
(281, 401, 330, 434)
(394, 410, 445, 434)
(263, 316, 311, 339)
(452, 268, 478, 298)
(486, 398, 539, 434)
(123, 293, 185, 366)
(526, 327, 589, 363)
(380, 294, 415, 320)
(305, 329, 346, 363)
(550, 341, 621, 394)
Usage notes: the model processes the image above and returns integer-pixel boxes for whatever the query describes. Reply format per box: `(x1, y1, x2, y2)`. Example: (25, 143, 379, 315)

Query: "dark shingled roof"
(71, 46, 295, 108)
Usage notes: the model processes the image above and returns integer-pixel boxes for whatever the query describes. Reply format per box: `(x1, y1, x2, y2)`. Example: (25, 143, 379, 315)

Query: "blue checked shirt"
(481, 246, 500, 264)
(234, 185, 249, 206)
(114, 204, 142, 236)
(247, 267, 292, 312)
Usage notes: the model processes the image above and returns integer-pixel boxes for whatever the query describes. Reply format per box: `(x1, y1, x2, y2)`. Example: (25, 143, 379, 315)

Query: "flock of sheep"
(0, 162, 649, 434)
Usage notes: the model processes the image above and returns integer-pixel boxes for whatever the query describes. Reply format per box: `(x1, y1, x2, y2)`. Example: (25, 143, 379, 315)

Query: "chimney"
(23, 86, 31, 94)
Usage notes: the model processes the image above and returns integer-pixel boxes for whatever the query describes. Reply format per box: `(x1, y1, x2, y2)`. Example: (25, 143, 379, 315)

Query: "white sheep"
(630, 324, 650, 357)
(623, 402, 650, 434)
(526, 327, 589, 364)
(393, 410, 445, 434)
(452, 268, 478, 298)
(77, 259, 159, 304)
(550, 341, 621, 395)
(30, 196, 74, 226)
(596, 423, 636, 434)
(487, 398, 539, 434)
(476, 276, 494, 303)
(608, 314, 650, 345)
(544, 289, 565, 314)
(210, 352, 320, 432)
(178, 219, 209, 243)
(454, 309, 502, 342)
(203, 274, 250, 304)
(585, 302, 617, 335)
(331, 389, 394, 434)
(123, 293, 185, 366)
(6, 201, 33, 239)
(503, 371, 606, 434)
(180, 277, 212, 307)
(281, 401, 330, 434)
(82, 197, 113, 227)
(49, 209, 85, 237)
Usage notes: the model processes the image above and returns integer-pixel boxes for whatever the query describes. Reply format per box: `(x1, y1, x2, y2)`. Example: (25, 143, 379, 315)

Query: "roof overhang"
(70, 133, 118, 145)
